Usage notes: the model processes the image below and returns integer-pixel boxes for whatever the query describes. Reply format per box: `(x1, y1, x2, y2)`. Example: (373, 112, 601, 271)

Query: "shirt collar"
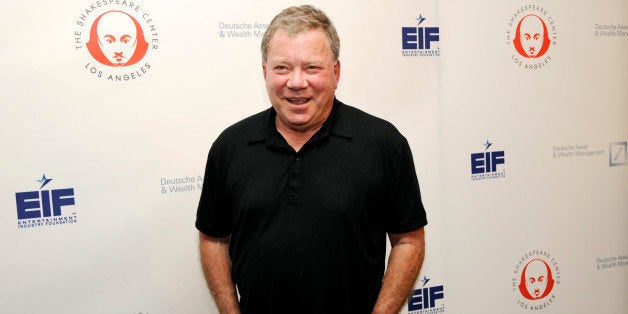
(247, 98, 353, 148)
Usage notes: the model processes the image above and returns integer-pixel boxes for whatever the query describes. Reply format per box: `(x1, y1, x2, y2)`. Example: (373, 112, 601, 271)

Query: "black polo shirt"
(196, 99, 427, 313)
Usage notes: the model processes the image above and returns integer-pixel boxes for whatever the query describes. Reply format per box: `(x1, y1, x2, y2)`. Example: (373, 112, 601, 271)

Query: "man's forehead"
(268, 29, 330, 54)
(270, 28, 327, 42)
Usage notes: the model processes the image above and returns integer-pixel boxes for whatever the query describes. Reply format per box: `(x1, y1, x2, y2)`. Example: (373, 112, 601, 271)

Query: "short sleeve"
(195, 146, 233, 238)
(384, 137, 428, 234)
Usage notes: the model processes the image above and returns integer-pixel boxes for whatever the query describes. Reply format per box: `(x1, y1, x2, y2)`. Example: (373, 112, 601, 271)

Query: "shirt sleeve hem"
(386, 219, 428, 234)
(195, 221, 232, 238)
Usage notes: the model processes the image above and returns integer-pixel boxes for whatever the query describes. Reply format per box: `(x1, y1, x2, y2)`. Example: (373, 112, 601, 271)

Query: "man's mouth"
(286, 98, 310, 105)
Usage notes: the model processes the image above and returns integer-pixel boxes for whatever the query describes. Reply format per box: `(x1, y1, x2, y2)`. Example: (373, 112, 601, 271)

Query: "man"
(196, 5, 427, 313)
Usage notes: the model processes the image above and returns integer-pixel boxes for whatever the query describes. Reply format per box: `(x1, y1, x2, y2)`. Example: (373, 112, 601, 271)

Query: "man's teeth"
(288, 98, 308, 104)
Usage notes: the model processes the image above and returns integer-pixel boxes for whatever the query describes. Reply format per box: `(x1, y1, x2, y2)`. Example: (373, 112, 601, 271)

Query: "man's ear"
(333, 60, 341, 88)
(262, 64, 267, 81)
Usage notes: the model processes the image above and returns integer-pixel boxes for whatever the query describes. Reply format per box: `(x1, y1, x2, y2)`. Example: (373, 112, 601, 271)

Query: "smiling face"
(263, 28, 340, 134)
(97, 11, 138, 66)
(519, 15, 544, 57)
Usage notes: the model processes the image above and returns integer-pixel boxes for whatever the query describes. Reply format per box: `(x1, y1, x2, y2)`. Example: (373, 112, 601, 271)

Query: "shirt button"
(290, 179, 299, 188)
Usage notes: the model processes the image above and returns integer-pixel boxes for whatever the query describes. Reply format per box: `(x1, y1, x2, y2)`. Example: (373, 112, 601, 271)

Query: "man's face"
(263, 28, 340, 133)
(97, 12, 138, 66)
(519, 15, 544, 57)
(524, 260, 548, 299)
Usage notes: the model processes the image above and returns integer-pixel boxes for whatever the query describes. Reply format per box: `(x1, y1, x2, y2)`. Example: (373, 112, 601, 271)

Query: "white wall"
(1, 1, 625, 313)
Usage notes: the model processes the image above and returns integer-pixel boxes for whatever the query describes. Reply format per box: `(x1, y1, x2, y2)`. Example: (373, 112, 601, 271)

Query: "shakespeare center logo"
(512, 250, 561, 311)
(73, 1, 160, 81)
(401, 14, 440, 57)
(15, 174, 78, 229)
(408, 275, 445, 314)
(470, 140, 506, 181)
(506, 5, 558, 70)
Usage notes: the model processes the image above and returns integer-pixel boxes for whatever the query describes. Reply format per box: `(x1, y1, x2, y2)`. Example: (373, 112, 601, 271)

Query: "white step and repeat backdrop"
(1, 1, 626, 313)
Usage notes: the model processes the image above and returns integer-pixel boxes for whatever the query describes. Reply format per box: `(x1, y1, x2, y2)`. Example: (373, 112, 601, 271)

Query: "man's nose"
(287, 68, 307, 90)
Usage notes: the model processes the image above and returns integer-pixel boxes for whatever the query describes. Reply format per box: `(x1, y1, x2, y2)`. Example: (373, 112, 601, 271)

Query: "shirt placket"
(288, 153, 301, 206)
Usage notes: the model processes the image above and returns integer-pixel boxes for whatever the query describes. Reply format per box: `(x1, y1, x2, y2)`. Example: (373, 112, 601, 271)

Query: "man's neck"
(275, 120, 324, 152)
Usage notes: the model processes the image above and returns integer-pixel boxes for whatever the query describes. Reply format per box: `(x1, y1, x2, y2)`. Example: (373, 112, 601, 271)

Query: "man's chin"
(277, 116, 315, 131)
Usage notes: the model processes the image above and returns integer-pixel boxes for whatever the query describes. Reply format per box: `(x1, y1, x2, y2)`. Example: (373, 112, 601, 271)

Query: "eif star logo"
(402, 12, 440, 56)
(471, 140, 506, 180)
(484, 140, 493, 151)
(37, 174, 53, 189)
(408, 275, 445, 312)
(15, 174, 78, 228)
(420, 275, 430, 286)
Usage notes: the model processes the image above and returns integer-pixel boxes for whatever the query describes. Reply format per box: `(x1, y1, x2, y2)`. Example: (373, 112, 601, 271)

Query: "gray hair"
(261, 5, 340, 63)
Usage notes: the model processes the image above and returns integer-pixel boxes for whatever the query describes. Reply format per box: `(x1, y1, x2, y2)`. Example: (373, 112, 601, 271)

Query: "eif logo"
(15, 174, 78, 229)
(402, 14, 440, 57)
(408, 276, 445, 313)
(471, 140, 506, 181)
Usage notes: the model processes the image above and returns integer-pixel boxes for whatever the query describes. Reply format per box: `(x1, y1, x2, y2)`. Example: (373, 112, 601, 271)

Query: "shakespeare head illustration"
(86, 10, 149, 66)
(513, 14, 551, 58)
(518, 259, 555, 300)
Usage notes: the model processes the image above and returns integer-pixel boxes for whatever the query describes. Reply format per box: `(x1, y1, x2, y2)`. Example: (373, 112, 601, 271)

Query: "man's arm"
(372, 227, 425, 314)
(199, 232, 240, 314)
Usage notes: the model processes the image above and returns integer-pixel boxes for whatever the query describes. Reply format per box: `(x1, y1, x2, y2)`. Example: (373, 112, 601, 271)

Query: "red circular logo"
(512, 14, 551, 58)
(86, 10, 149, 67)
(517, 258, 555, 300)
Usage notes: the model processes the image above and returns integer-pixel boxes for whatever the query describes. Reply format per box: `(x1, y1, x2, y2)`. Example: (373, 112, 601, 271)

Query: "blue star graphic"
(416, 14, 426, 25)
(484, 140, 493, 151)
(421, 275, 430, 286)
(37, 174, 53, 189)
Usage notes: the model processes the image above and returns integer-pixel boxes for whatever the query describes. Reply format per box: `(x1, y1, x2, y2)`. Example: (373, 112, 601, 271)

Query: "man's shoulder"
(337, 103, 393, 125)
(335, 101, 403, 139)
(215, 108, 270, 143)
